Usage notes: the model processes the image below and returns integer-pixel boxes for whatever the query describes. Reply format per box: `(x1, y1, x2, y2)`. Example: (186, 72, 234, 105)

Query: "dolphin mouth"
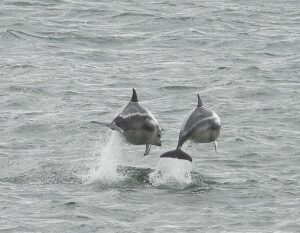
(153, 140, 162, 146)
(152, 142, 162, 147)
(152, 137, 162, 146)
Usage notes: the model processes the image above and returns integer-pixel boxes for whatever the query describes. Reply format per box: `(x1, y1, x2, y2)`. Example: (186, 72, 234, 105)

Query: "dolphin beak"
(153, 138, 161, 147)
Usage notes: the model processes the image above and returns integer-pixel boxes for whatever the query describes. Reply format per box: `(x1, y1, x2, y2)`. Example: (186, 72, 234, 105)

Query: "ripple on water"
(160, 85, 198, 91)
(0, 163, 84, 185)
(64, 201, 79, 207)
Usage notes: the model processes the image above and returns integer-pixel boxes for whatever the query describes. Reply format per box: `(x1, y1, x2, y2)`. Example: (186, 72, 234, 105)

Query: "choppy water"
(1, 0, 299, 232)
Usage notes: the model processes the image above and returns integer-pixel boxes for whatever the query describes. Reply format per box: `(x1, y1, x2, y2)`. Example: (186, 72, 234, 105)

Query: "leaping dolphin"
(92, 88, 162, 156)
(160, 94, 221, 162)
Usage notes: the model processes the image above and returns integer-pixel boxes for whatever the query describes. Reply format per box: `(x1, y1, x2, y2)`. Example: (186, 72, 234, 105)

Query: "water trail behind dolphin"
(86, 131, 125, 184)
(149, 158, 192, 189)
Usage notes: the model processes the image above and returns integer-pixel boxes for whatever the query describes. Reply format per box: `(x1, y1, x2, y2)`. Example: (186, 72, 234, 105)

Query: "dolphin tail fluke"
(144, 144, 151, 156)
(214, 140, 218, 152)
(91, 121, 124, 133)
(160, 148, 192, 162)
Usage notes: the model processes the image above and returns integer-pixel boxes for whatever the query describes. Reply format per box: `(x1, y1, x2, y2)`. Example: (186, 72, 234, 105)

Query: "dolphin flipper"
(144, 144, 151, 156)
(214, 140, 218, 152)
(160, 148, 192, 162)
(91, 121, 124, 133)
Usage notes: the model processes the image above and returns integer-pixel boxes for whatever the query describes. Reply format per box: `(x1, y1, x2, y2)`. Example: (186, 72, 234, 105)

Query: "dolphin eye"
(158, 133, 161, 138)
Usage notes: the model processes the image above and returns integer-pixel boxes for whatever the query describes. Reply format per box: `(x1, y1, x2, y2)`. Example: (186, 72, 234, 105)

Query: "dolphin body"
(160, 94, 221, 162)
(92, 89, 162, 156)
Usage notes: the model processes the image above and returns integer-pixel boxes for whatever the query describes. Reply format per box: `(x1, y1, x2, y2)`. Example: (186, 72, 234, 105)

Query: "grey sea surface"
(0, 0, 300, 232)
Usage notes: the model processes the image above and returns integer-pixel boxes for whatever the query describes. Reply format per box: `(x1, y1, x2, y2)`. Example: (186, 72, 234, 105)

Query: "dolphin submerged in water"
(92, 89, 162, 156)
(160, 94, 221, 162)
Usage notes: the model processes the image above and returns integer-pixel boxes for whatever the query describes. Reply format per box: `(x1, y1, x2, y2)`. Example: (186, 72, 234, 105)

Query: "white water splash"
(86, 131, 125, 184)
(149, 158, 192, 189)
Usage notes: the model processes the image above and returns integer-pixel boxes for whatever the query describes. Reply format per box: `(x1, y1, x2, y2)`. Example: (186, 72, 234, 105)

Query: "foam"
(149, 158, 192, 189)
(86, 131, 125, 184)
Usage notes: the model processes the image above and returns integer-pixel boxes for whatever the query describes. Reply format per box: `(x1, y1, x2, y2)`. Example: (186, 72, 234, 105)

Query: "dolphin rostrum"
(92, 88, 162, 156)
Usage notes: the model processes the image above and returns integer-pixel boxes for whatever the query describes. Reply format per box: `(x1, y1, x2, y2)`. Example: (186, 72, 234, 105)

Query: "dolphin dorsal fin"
(131, 88, 138, 102)
(197, 94, 203, 107)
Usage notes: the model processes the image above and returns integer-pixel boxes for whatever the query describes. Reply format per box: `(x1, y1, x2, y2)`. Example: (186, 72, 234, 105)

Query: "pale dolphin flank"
(92, 88, 162, 156)
(160, 94, 221, 162)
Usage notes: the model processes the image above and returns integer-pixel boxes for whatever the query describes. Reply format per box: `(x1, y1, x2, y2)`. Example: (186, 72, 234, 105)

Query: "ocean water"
(0, 0, 299, 232)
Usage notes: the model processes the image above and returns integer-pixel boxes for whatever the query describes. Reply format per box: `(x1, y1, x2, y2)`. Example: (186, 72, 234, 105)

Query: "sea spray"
(86, 131, 125, 184)
(149, 158, 192, 189)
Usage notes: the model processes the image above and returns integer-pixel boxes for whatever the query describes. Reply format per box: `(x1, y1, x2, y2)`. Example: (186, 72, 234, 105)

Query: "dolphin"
(160, 94, 221, 162)
(92, 88, 162, 156)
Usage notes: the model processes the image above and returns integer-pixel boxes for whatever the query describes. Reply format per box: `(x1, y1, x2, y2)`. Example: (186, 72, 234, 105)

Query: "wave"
(4, 0, 63, 7)
(0, 162, 84, 185)
(0, 164, 217, 192)
(0, 29, 24, 41)
(161, 85, 198, 91)
(112, 12, 155, 19)
(0, 132, 216, 191)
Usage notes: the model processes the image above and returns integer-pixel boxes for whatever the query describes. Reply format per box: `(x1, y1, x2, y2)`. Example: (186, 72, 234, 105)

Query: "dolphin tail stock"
(91, 121, 124, 133)
(160, 147, 192, 162)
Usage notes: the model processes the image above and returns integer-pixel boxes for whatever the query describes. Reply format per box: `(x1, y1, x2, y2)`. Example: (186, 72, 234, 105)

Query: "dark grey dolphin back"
(112, 102, 149, 131)
(118, 101, 147, 116)
(111, 88, 149, 130)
